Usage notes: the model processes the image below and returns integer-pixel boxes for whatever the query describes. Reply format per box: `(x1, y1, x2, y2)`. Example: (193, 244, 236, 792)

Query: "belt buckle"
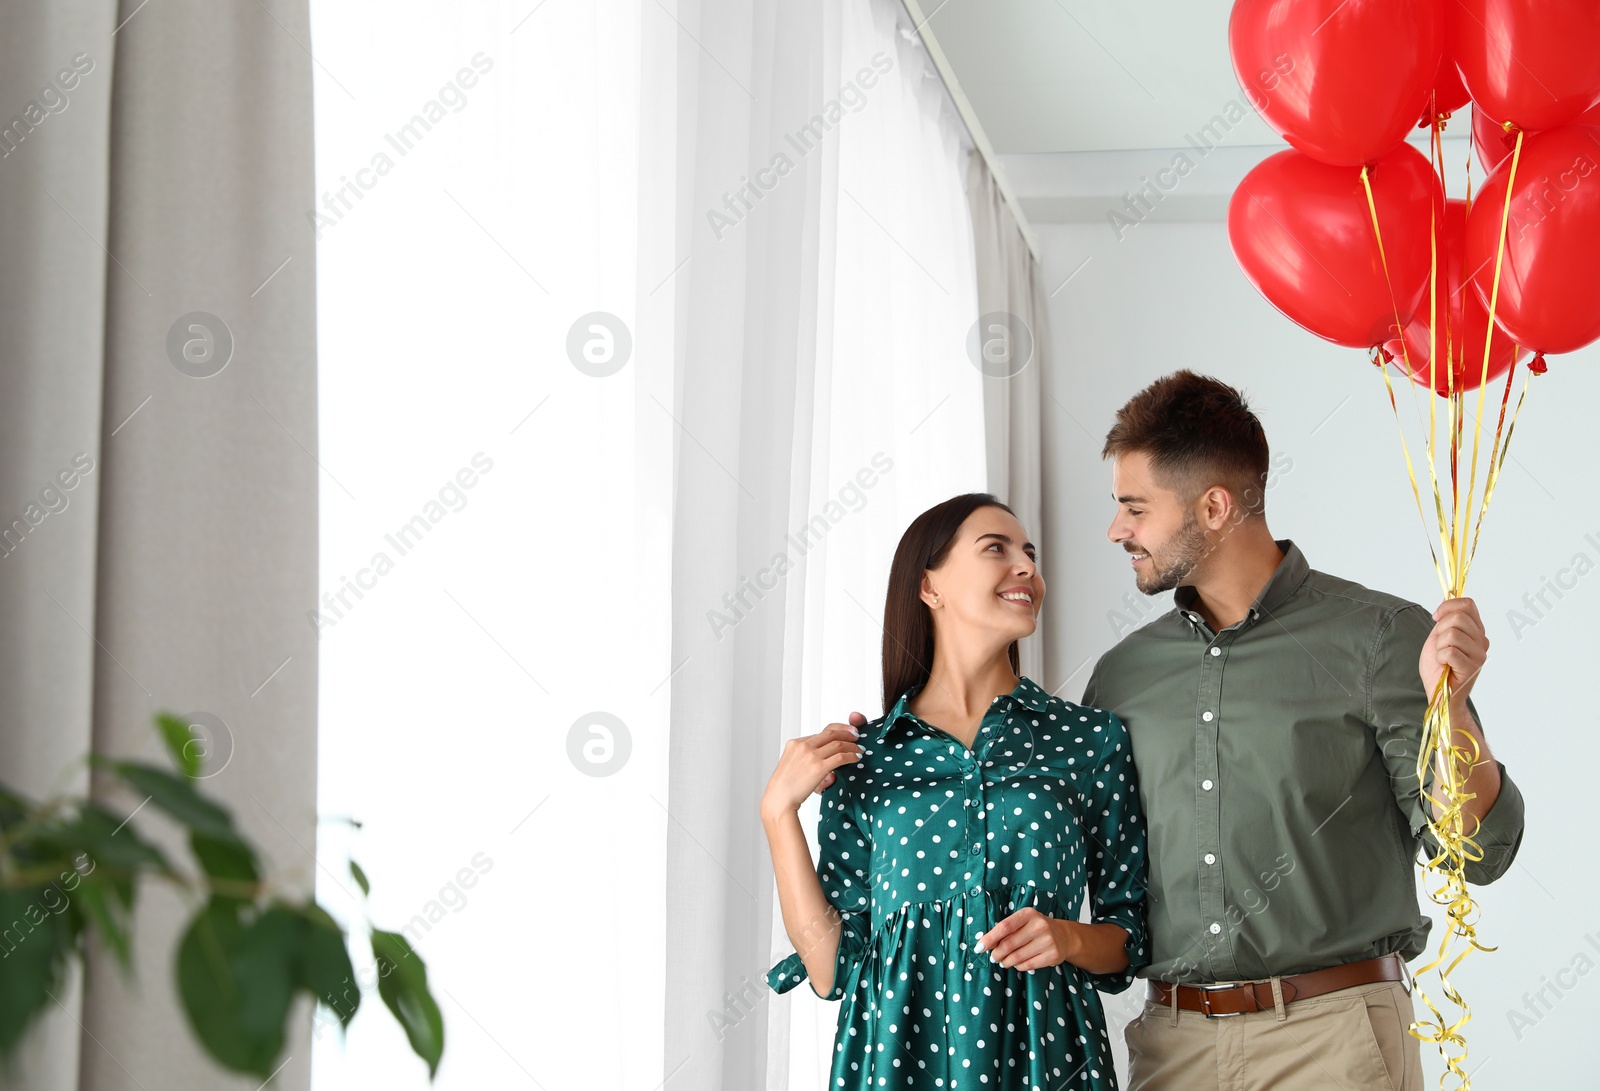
(1198, 982, 1248, 1019)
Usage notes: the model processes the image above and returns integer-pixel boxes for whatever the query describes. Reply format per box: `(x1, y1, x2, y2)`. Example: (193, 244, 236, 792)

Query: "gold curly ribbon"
(1357, 111, 1535, 1090)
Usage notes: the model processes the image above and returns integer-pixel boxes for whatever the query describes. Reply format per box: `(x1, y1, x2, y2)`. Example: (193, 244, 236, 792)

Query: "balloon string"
(1426, 119, 1449, 563)
(1465, 359, 1529, 579)
(1430, 111, 1447, 406)
(1361, 168, 1452, 595)
(1458, 128, 1524, 593)
(1373, 352, 1448, 584)
(1363, 123, 1533, 1090)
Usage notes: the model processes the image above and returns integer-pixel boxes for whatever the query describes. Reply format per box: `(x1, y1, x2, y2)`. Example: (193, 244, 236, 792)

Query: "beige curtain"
(968, 150, 1054, 684)
(0, 2, 318, 1088)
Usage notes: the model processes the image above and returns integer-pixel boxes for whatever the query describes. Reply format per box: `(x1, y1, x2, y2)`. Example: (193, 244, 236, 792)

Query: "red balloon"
(1229, 0, 1442, 166)
(1387, 199, 1523, 395)
(1430, 56, 1471, 119)
(1476, 101, 1600, 174)
(1472, 106, 1514, 174)
(1453, 0, 1600, 132)
(1229, 143, 1442, 348)
(1424, 4, 1470, 122)
(1465, 125, 1600, 354)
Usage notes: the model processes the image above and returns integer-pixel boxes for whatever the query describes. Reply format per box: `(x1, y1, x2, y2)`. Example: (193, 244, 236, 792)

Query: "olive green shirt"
(1083, 540, 1526, 985)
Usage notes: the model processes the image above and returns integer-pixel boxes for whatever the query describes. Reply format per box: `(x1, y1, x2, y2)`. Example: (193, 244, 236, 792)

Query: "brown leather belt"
(1149, 954, 1407, 1018)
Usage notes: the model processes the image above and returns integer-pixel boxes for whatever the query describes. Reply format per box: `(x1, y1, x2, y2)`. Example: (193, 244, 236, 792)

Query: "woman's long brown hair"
(880, 493, 1021, 715)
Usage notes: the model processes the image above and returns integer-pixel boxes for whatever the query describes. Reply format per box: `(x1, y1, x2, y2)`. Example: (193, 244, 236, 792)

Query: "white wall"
(1029, 202, 1597, 1084)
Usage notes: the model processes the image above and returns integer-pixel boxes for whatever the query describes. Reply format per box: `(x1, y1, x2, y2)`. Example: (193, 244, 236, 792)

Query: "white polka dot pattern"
(767, 675, 1149, 1089)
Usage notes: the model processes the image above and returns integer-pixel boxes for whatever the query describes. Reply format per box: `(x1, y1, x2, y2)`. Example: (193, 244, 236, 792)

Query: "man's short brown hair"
(1102, 370, 1271, 516)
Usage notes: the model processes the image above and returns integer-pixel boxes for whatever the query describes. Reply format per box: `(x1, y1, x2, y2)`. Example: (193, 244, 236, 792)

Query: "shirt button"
(1202, 711, 1214, 722)
(1209, 647, 1221, 657)
(1209, 922, 1222, 935)
(1204, 853, 1216, 865)
(1202, 779, 1214, 791)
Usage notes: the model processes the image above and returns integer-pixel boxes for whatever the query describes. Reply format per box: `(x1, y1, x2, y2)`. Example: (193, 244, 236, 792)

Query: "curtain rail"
(899, 0, 1043, 265)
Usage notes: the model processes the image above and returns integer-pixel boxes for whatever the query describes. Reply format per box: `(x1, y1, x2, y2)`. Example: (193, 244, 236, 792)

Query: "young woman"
(761, 493, 1149, 1090)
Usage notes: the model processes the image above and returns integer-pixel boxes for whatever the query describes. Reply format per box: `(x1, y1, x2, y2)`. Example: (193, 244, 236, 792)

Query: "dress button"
(1202, 779, 1214, 791)
(1204, 853, 1216, 865)
(1210, 647, 1221, 657)
(1202, 711, 1214, 722)
(969, 885, 982, 897)
(1209, 922, 1222, 935)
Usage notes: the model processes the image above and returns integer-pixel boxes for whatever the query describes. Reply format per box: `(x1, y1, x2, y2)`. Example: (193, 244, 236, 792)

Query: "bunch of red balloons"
(1226, 0, 1600, 394)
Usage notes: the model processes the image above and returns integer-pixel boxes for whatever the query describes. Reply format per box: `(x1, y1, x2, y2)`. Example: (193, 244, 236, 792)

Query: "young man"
(1084, 370, 1524, 1090)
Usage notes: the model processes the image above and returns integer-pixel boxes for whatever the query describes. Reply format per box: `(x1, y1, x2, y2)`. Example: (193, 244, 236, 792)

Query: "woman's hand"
(761, 722, 863, 824)
(976, 909, 1129, 975)
(811, 711, 871, 796)
(975, 908, 1077, 972)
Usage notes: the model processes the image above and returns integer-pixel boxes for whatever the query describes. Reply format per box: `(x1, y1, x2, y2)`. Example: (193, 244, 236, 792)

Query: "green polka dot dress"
(767, 675, 1148, 1090)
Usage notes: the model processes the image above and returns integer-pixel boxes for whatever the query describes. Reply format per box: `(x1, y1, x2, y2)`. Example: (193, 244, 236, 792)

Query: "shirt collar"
(863, 674, 1052, 745)
(1173, 538, 1309, 629)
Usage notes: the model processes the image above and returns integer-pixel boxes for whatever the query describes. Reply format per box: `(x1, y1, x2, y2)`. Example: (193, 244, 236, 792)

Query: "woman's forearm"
(762, 806, 842, 997)
(1053, 919, 1130, 975)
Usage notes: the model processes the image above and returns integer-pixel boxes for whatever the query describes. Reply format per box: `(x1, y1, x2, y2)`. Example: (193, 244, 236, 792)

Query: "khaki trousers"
(1124, 977, 1424, 1091)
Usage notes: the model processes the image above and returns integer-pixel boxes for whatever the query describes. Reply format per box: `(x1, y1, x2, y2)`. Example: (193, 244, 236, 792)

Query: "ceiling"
(916, 0, 1478, 230)
(921, 0, 1283, 153)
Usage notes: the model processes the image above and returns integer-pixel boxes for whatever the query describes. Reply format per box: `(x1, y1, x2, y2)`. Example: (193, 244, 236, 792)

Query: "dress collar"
(862, 674, 1053, 745)
(1172, 538, 1310, 628)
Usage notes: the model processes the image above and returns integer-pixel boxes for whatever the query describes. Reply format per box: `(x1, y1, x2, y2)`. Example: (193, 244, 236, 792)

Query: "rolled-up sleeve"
(766, 786, 873, 1000)
(1456, 761, 1525, 881)
(1369, 604, 1525, 885)
(1070, 708, 1150, 994)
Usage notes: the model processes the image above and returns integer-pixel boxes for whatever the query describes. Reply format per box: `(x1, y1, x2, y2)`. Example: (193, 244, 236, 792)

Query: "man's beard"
(1134, 511, 1209, 595)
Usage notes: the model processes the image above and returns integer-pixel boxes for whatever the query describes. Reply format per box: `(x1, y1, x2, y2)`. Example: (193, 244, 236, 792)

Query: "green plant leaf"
(0, 888, 73, 1058)
(190, 832, 260, 897)
(155, 713, 203, 779)
(349, 859, 370, 897)
(67, 878, 131, 968)
(176, 898, 276, 1078)
(29, 802, 174, 880)
(229, 906, 302, 1047)
(103, 761, 244, 845)
(0, 785, 30, 830)
(372, 929, 444, 1078)
(297, 903, 359, 1029)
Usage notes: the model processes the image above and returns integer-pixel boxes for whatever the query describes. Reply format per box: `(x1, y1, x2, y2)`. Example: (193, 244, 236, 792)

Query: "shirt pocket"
(992, 774, 1081, 892)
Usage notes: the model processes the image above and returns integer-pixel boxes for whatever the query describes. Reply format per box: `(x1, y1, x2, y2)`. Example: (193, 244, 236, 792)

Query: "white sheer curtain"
(308, 1, 984, 1089)
(654, 0, 987, 1085)
(308, 4, 670, 1088)
(768, 2, 989, 1086)
(969, 151, 1053, 685)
